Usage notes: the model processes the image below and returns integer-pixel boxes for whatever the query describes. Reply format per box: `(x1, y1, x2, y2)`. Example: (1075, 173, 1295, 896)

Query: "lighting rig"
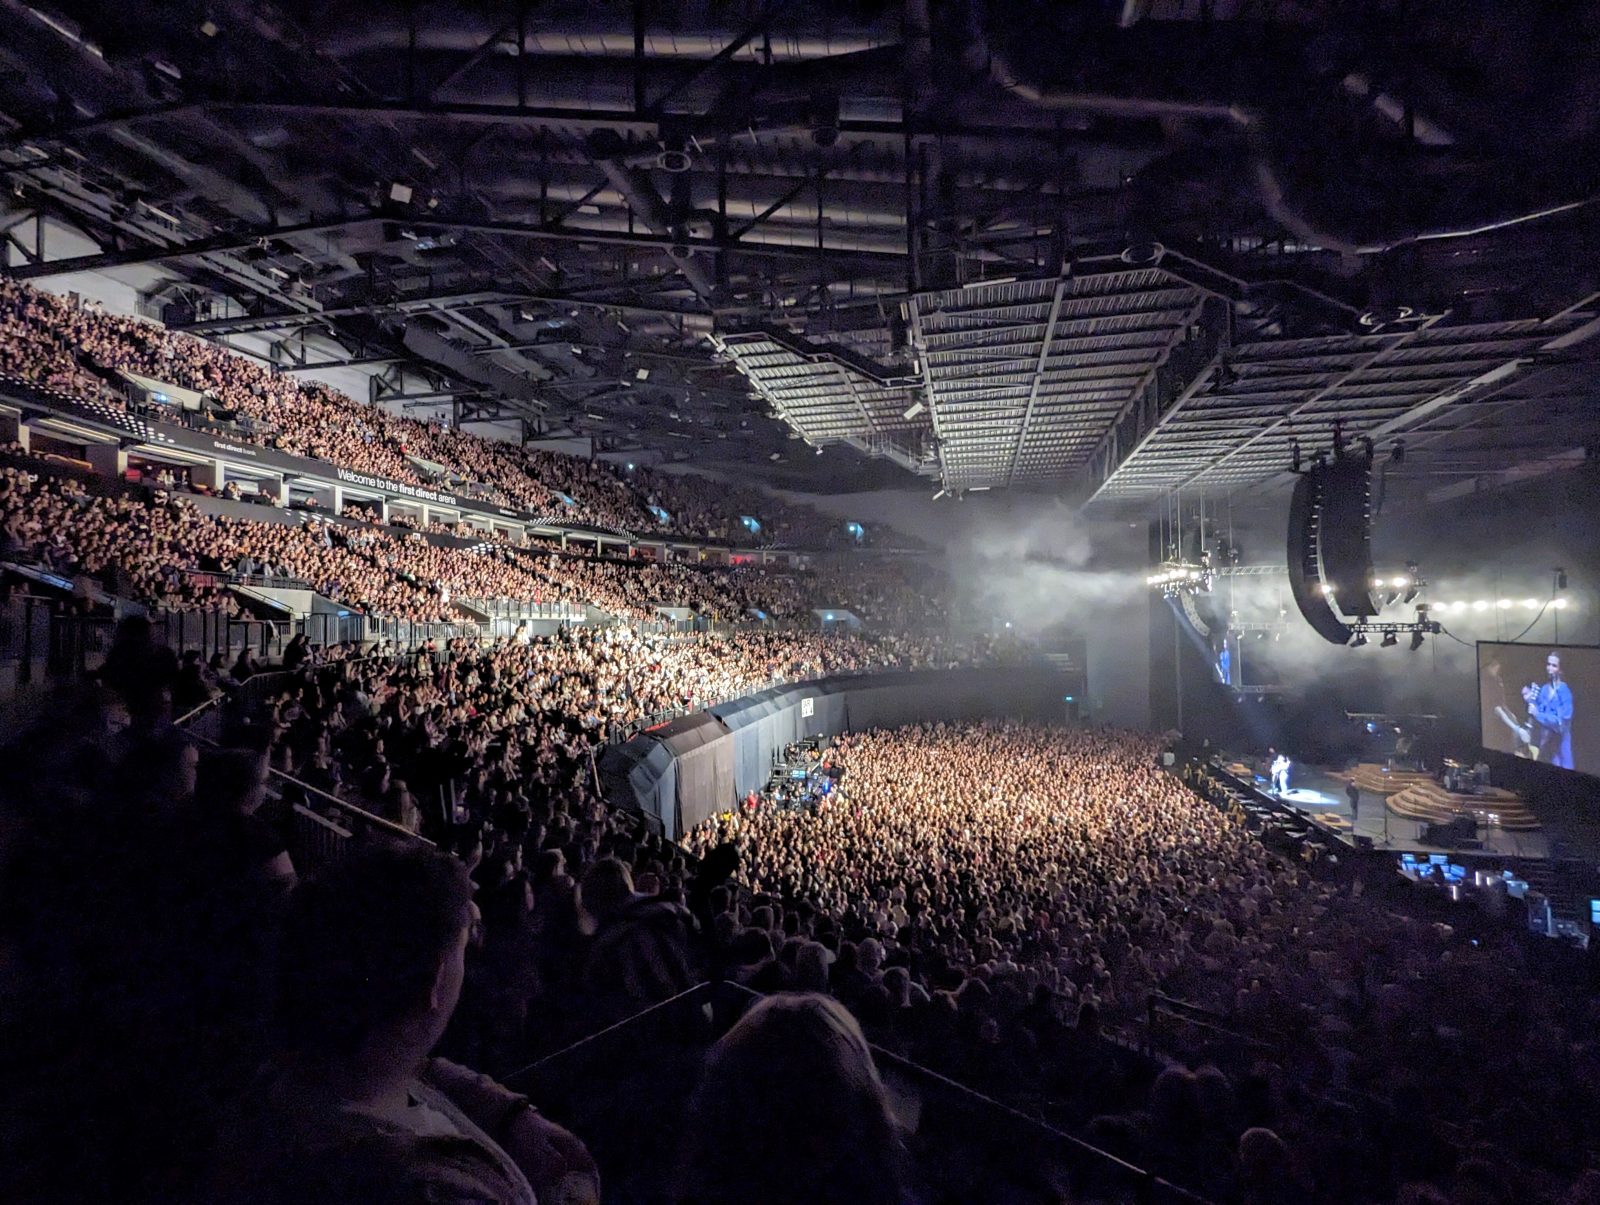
(1425, 568, 1574, 616)
(1432, 597, 1573, 614)
(1147, 560, 1213, 598)
(1345, 606, 1441, 650)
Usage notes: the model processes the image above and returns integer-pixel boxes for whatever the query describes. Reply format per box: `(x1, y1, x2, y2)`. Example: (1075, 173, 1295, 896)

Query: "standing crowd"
(687, 723, 1600, 1205)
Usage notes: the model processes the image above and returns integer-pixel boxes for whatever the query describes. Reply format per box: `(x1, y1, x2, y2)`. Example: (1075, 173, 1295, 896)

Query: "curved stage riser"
(1336, 764, 1542, 831)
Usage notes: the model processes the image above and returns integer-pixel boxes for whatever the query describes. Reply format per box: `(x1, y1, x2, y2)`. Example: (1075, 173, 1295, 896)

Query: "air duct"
(960, 1, 1600, 256)
(311, 12, 895, 64)
(589, 134, 719, 301)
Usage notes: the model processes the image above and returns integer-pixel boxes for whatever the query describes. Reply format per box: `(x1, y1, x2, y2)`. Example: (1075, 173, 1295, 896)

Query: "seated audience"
(0, 279, 888, 546)
(676, 992, 912, 1205)
(212, 845, 598, 1205)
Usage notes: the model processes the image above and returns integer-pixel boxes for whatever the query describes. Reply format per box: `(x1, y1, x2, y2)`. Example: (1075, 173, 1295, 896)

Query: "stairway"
(1333, 763, 1541, 831)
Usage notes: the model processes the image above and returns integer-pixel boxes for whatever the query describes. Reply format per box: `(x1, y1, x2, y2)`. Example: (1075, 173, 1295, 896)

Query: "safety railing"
(1144, 992, 1279, 1063)
(501, 980, 1214, 1205)
(300, 609, 367, 649)
(466, 596, 587, 624)
(0, 598, 115, 687)
(367, 614, 482, 648)
(182, 567, 314, 593)
(153, 608, 288, 664)
(242, 760, 431, 872)
(179, 677, 432, 869)
(285, 800, 355, 868)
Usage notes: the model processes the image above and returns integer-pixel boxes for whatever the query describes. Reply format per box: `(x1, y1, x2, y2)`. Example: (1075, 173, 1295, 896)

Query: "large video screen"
(1479, 641, 1600, 776)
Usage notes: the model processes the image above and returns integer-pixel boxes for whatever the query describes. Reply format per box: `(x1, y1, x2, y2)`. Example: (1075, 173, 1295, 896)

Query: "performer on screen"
(1524, 652, 1575, 769)
(1271, 752, 1292, 796)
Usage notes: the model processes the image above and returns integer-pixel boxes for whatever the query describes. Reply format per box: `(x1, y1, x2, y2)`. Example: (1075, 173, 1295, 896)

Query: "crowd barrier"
(600, 665, 1072, 839)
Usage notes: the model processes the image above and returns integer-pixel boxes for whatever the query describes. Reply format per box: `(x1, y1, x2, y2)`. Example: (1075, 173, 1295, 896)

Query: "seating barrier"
(501, 980, 1214, 1205)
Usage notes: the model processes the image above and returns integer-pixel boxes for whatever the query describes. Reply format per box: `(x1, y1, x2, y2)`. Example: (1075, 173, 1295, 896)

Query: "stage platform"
(1221, 759, 1552, 860)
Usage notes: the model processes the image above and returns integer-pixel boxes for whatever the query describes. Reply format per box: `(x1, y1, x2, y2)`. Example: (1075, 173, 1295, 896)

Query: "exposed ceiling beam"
(1168, 315, 1448, 494)
(170, 288, 712, 337)
(1364, 297, 1600, 444)
(1006, 277, 1066, 487)
(1, 98, 1073, 148)
(4, 212, 907, 282)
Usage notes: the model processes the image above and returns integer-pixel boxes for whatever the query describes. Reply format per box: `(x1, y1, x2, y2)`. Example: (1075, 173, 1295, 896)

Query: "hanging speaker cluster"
(1287, 455, 1380, 645)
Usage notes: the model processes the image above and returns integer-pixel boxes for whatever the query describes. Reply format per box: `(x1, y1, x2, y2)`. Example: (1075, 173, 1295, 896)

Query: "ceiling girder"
(5, 212, 907, 283)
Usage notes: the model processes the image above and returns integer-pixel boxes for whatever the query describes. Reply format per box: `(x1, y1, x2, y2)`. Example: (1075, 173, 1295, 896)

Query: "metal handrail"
(271, 765, 435, 846)
(1144, 992, 1278, 1057)
(500, 981, 714, 1084)
(173, 692, 228, 728)
(501, 979, 1215, 1205)
(183, 711, 433, 847)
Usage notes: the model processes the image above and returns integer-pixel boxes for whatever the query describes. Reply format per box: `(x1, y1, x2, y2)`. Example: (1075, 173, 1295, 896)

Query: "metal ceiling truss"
(6, 1, 1600, 498)
(1087, 300, 1600, 508)
(712, 323, 924, 450)
(908, 270, 1213, 490)
(1, 212, 909, 285)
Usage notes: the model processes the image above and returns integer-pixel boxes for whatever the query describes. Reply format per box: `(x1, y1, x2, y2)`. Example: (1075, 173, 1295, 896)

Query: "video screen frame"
(1478, 639, 1599, 777)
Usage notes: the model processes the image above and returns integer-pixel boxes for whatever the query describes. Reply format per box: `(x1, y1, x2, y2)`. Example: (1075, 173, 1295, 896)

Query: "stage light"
(1449, 601, 1467, 612)
(1472, 600, 1490, 611)
(1401, 561, 1421, 605)
(1319, 583, 1337, 596)
(1523, 599, 1539, 610)
(1410, 630, 1426, 651)
(1554, 598, 1570, 610)
(1497, 599, 1513, 609)
(1148, 560, 1212, 599)
(1381, 632, 1398, 647)
(1351, 632, 1369, 647)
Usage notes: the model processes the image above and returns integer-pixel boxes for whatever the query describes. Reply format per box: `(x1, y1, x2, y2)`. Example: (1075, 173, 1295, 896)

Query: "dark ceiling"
(2, 0, 1598, 504)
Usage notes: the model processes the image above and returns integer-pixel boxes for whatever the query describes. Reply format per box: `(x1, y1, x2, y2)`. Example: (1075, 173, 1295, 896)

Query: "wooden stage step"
(1331, 764, 1541, 831)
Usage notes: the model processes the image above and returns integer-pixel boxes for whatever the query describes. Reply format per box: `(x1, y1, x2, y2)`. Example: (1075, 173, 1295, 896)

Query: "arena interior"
(5, 3, 1600, 1203)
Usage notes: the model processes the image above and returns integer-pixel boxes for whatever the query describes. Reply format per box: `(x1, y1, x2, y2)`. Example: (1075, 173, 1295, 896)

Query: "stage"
(1226, 759, 1553, 860)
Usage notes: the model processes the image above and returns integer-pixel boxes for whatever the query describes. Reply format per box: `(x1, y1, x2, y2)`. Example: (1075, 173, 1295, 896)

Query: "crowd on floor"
(684, 723, 1600, 1205)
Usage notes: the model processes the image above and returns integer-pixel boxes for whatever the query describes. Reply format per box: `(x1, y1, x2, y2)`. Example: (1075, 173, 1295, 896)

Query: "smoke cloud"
(777, 488, 1153, 724)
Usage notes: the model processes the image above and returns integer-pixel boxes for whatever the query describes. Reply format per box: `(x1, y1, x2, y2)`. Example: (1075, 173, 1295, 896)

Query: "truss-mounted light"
(1147, 560, 1212, 598)
(1345, 608, 1441, 650)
